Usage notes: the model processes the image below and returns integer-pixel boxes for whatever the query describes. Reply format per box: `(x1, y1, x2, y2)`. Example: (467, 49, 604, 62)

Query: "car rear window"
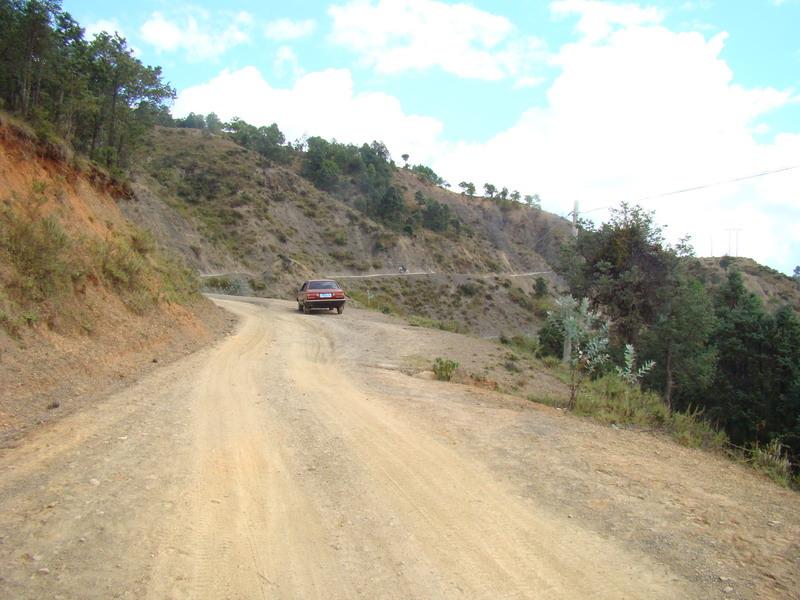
(309, 280, 339, 290)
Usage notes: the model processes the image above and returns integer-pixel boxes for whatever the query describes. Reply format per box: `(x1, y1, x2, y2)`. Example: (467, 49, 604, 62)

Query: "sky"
(65, 0, 800, 274)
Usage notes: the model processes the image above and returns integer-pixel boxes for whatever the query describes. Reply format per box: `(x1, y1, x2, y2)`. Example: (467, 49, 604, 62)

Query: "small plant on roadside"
(457, 282, 480, 296)
(248, 278, 267, 292)
(501, 334, 539, 356)
(616, 344, 655, 387)
(534, 276, 548, 298)
(407, 315, 466, 334)
(548, 296, 610, 409)
(433, 357, 459, 381)
(748, 439, 796, 488)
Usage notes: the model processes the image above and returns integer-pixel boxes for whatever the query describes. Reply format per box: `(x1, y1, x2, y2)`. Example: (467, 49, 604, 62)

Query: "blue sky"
(65, 0, 800, 273)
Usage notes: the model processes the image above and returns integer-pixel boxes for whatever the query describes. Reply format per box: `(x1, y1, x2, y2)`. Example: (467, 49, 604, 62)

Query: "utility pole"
(725, 228, 743, 256)
(571, 201, 579, 238)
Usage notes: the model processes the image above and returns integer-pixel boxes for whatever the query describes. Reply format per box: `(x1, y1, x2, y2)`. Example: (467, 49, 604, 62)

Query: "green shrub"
(574, 374, 726, 449)
(534, 276, 548, 298)
(537, 320, 564, 358)
(408, 315, 467, 334)
(202, 275, 242, 295)
(130, 228, 156, 256)
(249, 278, 267, 292)
(501, 334, 539, 356)
(159, 257, 200, 303)
(433, 357, 459, 381)
(0, 208, 73, 301)
(748, 440, 796, 488)
(533, 297, 553, 318)
(458, 282, 480, 296)
(97, 239, 146, 290)
(508, 286, 533, 310)
(541, 355, 562, 369)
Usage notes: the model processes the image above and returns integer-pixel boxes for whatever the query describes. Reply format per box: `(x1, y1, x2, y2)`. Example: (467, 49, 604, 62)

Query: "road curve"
(0, 297, 694, 599)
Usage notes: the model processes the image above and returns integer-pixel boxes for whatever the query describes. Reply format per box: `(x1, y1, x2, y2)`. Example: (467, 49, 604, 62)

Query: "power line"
(636, 164, 800, 203)
(578, 164, 800, 215)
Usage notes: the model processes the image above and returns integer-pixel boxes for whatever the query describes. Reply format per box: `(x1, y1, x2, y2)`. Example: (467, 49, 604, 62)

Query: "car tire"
(302, 303, 310, 314)
(298, 303, 303, 312)
(336, 305, 344, 314)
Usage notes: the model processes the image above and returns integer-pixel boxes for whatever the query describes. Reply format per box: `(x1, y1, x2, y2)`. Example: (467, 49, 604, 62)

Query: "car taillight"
(307, 293, 319, 299)
(335, 292, 344, 298)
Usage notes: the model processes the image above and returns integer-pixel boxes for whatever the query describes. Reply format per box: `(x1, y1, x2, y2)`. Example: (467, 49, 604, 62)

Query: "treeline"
(0, 0, 174, 169)
(174, 112, 466, 237)
(553, 204, 800, 471)
(173, 112, 291, 164)
(176, 113, 540, 223)
(301, 136, 464, 237)
(457, 181, 541, 210)
(167, 114, 406, 229)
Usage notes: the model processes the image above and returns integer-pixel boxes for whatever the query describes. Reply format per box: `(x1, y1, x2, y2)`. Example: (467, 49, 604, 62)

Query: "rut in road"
(0, 297, 695, 599)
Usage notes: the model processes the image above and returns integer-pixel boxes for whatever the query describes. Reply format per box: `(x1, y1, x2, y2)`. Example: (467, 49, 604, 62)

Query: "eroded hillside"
(124, 127, 570, 336)
(692, 256, 800, 313)
(0, 116, 230, 441)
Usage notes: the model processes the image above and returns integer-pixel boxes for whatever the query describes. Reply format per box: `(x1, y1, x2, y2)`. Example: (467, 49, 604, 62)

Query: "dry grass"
(0, 187, 199, 335)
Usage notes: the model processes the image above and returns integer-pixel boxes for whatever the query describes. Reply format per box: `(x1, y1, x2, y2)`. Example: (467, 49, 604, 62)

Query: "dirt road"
(1, 297, 798, 599)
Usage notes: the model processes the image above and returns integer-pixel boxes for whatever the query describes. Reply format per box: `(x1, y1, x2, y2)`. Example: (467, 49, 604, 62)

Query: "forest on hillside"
(0, 0, 174, 170)
(547, 205, 800, 475)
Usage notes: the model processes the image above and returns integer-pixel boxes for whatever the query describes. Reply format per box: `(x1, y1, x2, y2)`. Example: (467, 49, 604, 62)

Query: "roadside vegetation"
(0, 1, 174, 171)
(0, 183, 199, 337)
(540, 204, 800, 487)
(433, 358, 459, 381)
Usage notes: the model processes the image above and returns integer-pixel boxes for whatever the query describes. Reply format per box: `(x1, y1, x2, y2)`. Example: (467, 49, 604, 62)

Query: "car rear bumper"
(305, 300, 345, 309)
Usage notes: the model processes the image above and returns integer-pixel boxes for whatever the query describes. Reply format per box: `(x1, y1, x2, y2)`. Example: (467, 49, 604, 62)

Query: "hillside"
(122, 127, 800, 341)
(692, 256, 800, 313)
(0, 116, 230, 441)
(123, 127, 570, 336)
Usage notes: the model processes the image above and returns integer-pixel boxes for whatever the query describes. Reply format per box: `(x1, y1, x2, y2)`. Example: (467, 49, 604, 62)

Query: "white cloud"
(431, 3, 799, 272)
(140, 10, 252, 60)
(551, 0, 664, 41)
(274, 46, 304, 79)
(85, 19, 125, 39)
(265, 18, 316, 41)
(172, 1, 800, 273)
(513, 75, 546, 89)
(328, 0, 546, 80)
(84, 19, 141, 56)
(173, 66, 443, 157)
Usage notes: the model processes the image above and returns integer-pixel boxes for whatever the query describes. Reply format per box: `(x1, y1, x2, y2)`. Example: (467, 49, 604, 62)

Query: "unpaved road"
(1, 297, 798, 599)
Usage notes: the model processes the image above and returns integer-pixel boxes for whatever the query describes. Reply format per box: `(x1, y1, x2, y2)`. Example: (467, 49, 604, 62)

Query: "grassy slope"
(692, 256, 800, 312)
(127, 127, 571, 336)
(0, 115, 228, 438)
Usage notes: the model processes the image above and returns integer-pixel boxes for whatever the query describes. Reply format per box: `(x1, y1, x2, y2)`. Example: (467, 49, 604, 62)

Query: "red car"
(297, 279, 346, 314)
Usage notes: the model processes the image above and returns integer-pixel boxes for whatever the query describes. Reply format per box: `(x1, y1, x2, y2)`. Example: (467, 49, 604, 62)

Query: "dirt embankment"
(0, 119, 233, 442)
(0, 298, 233, 443)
